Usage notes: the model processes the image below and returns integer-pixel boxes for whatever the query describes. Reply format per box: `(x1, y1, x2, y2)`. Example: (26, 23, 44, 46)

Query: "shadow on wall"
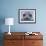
(0, 16, 5, 46)
(0, 15, 5, 32)
(0, 33, 4, 46)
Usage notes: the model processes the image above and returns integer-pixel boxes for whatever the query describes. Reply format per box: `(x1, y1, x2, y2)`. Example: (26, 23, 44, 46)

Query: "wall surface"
(0, 0, 46, 46)
(0, 0, 46, 33)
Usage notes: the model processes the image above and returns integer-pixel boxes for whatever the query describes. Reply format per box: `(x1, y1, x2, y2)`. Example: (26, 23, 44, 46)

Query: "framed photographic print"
(18, 9, 36, 24)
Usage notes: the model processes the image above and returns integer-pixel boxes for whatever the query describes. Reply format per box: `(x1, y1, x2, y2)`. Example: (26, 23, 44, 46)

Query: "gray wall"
(0, 0, 46, 32)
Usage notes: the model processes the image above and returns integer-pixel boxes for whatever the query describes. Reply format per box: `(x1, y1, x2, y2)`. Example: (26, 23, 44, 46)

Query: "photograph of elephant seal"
(21, 11, 34, 21)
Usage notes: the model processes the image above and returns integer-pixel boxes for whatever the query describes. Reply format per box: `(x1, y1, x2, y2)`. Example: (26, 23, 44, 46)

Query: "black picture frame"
(18, 9, 36, 24)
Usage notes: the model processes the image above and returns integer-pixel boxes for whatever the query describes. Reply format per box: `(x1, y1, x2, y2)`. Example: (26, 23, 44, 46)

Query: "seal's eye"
(23, 14, 26, 17)
(29, 14, 32, 17)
